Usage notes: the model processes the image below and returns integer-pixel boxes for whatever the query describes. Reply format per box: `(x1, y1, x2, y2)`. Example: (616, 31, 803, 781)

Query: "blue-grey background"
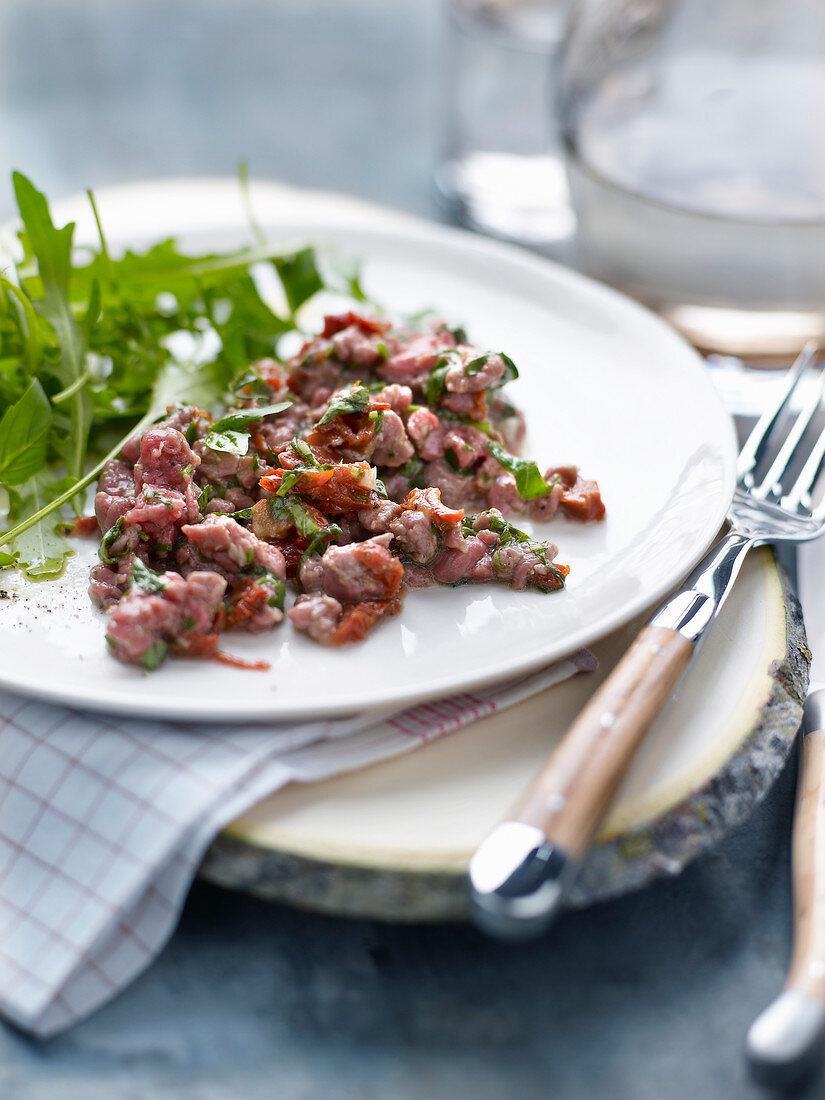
(0, 2, 814, 1097)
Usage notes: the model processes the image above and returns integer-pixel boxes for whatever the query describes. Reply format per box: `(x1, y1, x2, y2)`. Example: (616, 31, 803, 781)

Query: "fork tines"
(737, 343, 825, 514)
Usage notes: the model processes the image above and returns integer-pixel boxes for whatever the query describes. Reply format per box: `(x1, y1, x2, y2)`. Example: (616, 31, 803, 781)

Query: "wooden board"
(200, 549, 808, 920)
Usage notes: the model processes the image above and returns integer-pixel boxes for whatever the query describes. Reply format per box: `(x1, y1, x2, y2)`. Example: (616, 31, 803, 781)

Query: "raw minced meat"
(89, 311, 604, 668)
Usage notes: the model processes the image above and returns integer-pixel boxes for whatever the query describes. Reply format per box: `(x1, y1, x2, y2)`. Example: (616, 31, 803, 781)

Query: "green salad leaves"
(0, 171, 329, 578)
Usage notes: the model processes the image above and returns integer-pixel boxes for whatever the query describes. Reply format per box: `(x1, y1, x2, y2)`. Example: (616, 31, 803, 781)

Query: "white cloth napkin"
(0, 650, 594, 1038)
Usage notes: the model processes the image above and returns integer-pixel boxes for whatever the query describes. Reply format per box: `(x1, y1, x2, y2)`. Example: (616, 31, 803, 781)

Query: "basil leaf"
(488, 440, 552, 500)
(273, 247, 324, 315)
(317, 386, 371, 426)
(0, 379, 52, 486)
(131, 557, 167, 594)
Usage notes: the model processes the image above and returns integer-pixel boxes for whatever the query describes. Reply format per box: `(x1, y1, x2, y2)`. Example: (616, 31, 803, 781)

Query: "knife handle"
(469, 624, 692, 938)
(747, 695, 825, 1090)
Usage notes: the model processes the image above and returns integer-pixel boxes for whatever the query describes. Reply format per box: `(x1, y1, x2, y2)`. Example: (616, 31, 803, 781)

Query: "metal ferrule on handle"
(649, 531, 752, 648)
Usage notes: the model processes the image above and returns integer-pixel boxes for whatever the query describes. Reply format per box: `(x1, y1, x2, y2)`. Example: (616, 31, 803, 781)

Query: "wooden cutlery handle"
(788, 722, 825, 1001)
(746, 698, 825, 1089)
(512, 625, 693, 859)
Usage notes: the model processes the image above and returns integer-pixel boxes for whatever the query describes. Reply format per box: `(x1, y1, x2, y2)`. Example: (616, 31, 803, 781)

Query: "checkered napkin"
(0, 651, 594, 1038)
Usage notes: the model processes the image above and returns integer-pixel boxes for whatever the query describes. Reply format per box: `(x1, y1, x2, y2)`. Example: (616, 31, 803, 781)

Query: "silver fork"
(470, 343, 823, 941)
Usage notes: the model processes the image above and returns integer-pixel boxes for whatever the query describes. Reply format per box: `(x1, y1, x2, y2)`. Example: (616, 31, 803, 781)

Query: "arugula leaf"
(131, 557, 167, 594)
(13, 172, 92, 484)
(0, 276, 48, 375)
(0, 474, 72, 578)
(0, 379, 51, 485)
(488, 440, 555, 500)
(203, 400, 292, 455)
(273, 247, 324, 315)
(325, 255, 368, 302)
(148, 356, 228, 418)
(317, 385, 371, 426)
(0, 174, 335, 573)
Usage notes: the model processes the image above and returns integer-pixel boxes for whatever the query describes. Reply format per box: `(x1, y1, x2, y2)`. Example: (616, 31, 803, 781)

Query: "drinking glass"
(436, 0, 576, 249)
(560, 0, 825, 358)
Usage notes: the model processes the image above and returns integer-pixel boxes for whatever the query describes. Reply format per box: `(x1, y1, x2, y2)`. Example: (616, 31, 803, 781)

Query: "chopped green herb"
(397, 456, 425, 487)
(317, 385, 371, 426)
(203, 400, 292, 456)
(131, 557, 167, 594)
(298, 522, 342, 574)
(470, 511, 566, 587)
(492, 352, 518, 386)
(422, 349, 462, 405)
(488, 441, 553, 500)
(268, 495, 320, 539)
(443, 448, 475, 476)
(230, 365, 274, 402)
(98, 516, 124, 564)
(141, 640, 168, 671)
(290, 438, 330, 468)
(145, 488, 174, 509)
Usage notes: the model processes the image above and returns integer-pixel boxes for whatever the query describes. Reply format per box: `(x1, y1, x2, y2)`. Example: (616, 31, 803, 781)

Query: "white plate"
(0, 178, 737, 722)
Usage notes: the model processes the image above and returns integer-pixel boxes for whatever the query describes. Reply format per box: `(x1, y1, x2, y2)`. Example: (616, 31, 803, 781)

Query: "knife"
(746, 533, 825, 1088)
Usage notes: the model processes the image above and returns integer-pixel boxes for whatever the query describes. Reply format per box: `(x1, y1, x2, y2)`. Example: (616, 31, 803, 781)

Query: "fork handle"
(470, 531, 753, 940)
(747, 693, 825, 1090)
(469, 624, 692, 938)
(511, 625, 692, 853)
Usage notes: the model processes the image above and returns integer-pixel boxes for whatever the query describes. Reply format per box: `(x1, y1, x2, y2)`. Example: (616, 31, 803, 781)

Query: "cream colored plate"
(202, 549, 807, 918)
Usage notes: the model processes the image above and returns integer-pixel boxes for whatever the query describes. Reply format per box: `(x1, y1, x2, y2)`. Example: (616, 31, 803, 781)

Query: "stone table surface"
(0, 1, 819, 1097)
